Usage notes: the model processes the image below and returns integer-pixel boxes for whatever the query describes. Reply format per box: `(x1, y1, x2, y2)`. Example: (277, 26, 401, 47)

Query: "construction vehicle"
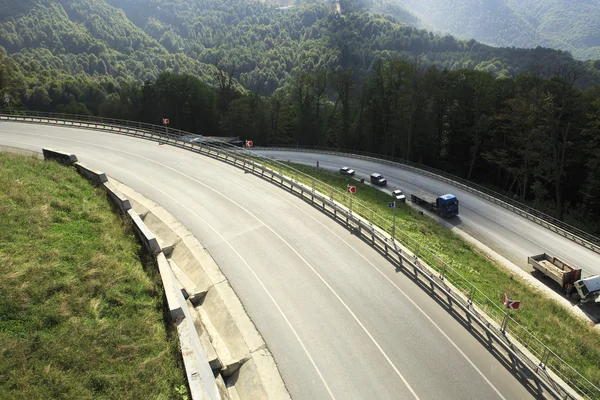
(528, 253, 582, 290)
(410, 191, 459, 218)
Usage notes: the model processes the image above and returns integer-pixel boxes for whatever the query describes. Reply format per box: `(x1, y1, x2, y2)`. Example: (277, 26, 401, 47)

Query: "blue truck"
(410, 191, 459, 218)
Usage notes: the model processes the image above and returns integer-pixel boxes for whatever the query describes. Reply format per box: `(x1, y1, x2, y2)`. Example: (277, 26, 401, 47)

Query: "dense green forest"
(379, 0, 600, 61)
(3, 0, 600, 97)
(1, 0, 600, 232)
(3, 48, 600, 232)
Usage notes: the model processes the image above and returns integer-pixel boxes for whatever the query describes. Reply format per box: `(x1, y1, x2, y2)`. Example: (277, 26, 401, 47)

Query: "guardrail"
(1, 111, 598, 399)
(255, 146, 600, 256)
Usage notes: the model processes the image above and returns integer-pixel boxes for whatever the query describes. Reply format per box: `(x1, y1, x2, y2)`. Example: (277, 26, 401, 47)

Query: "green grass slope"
(0, 153, 187, 399)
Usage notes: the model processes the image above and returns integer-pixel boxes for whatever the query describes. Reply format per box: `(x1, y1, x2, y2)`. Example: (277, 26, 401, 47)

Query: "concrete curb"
(42, 148, 78, 165)
(126, 208, 161, 256)
(227, 348, 291, 400)
(37, 149, 220, 400)
(74, 162, 107, 185)
(109, 177, 290, 400)
(160, 252, 221, 400)
(103, 181, 132, 213)
(157, 253, 185, 322)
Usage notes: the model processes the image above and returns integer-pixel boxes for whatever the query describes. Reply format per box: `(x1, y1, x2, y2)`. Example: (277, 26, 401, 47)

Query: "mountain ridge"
(387, 0, 600, 60)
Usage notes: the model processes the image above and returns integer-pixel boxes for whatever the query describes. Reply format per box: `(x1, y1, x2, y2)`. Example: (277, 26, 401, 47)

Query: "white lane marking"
(1, 136, 336, 399)
(3, 132, 422, 398)
(48, 134, 421, 398)
(256, 183, 509, 399)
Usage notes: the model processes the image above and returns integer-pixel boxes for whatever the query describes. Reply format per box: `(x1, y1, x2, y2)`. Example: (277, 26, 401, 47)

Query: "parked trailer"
(410, 191, 459, 218)
(528, 253, 582, 291)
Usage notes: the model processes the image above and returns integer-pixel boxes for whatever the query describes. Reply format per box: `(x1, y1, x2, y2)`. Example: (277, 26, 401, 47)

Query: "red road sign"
(162, 118, 169, 125)
(246, 140, 254, 147)
(347, 185, 356, 193)
(503, 294, 521, 310)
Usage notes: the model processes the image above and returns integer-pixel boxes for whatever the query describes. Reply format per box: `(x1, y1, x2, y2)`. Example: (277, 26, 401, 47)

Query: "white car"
(392, 189, 406, 202)
(339, 167, 355, 176)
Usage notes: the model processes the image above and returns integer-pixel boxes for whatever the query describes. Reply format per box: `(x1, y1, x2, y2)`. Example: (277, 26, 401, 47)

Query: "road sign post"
(501, 294, 521, 333)
(347, 185, 356, 213)
(4, 93, 10, 113)
(389, 201, 396, 237)
(162, 118, 169, 138)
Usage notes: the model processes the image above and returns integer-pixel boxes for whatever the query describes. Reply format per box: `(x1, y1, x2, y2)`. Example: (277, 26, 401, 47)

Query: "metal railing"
(256, 145, 600, 255)
(1, 110, 598, 399)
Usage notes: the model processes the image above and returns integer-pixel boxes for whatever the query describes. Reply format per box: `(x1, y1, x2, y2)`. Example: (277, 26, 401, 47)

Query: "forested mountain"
(2, 0, 600, 232)
(3, 0, 600, 100)
(380, 0, 600, 61)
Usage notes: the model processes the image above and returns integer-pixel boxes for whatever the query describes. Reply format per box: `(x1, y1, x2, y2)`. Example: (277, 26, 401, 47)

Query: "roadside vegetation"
(0, 154, 187, 399)
(268, 159, 600, 391)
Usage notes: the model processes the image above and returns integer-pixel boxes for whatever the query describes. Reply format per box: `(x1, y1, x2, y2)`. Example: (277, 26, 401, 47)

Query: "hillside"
(3, 0, 600, 102)
(388, 0, 600, 60)
(0, 0, 215, 83)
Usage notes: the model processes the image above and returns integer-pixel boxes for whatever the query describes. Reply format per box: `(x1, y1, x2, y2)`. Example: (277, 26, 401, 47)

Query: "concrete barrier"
(74, 162, 108, 185)
(227, 348, 291, 400)
(37, 149, 220, 400)
(164, 253, 223, 400)
(103, 181, 132, 212)
(126, 208, 161, 255)
(42, 148, 78, 165)
(141, 212, 181, 255)
(111, 178, 290, 399)
(169, 241, 215, 302)
(157, 253, 185, 322)
(195, 281, 264, 376)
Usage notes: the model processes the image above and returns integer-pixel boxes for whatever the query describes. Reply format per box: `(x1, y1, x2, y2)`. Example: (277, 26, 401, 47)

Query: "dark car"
(339, 166, 355, 176)
(370, 173, 387, 187)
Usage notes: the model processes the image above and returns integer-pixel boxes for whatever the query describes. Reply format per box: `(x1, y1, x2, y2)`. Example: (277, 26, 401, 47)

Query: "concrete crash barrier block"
(141, 212, 181, 255)
(127, 197, 149, 219)
(174, 260, 223, 400)
(74, 162, 107, 185)
(182, 236, 227, 286)
(226, 348, 291, 400)
(170, 240, 217, 300)
(157, 253, 185, 322)
(103, 181, 132, 213)
(188, 300, 221, 371)
(169, 258, 204, 303)
(42, 148, 78, 165)
(126, 208, 161, 255)
(216, 374, 232, 400)
(197, 281, 265, 376)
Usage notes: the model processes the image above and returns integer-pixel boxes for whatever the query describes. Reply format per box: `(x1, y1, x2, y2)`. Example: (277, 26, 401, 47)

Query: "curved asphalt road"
(257, 151, 600, 278)
(1, 122, 545, 399)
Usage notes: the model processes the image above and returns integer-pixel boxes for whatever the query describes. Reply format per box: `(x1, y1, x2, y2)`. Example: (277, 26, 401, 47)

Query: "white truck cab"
(574, 275, 600, 303)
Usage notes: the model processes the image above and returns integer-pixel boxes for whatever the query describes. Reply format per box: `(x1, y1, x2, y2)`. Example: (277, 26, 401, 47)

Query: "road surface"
(1, 122, 546, 399)
(257, 150, 600, 279)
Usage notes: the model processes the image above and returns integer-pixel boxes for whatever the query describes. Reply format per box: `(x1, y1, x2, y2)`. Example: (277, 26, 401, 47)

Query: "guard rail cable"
(1, 111, 598, 399)
(255, 146, 600, 256)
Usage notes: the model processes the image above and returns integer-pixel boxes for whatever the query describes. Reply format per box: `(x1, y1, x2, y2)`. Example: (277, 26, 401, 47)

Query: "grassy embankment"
(0, 153, 187, 399)
(263, 158, 600, 391)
